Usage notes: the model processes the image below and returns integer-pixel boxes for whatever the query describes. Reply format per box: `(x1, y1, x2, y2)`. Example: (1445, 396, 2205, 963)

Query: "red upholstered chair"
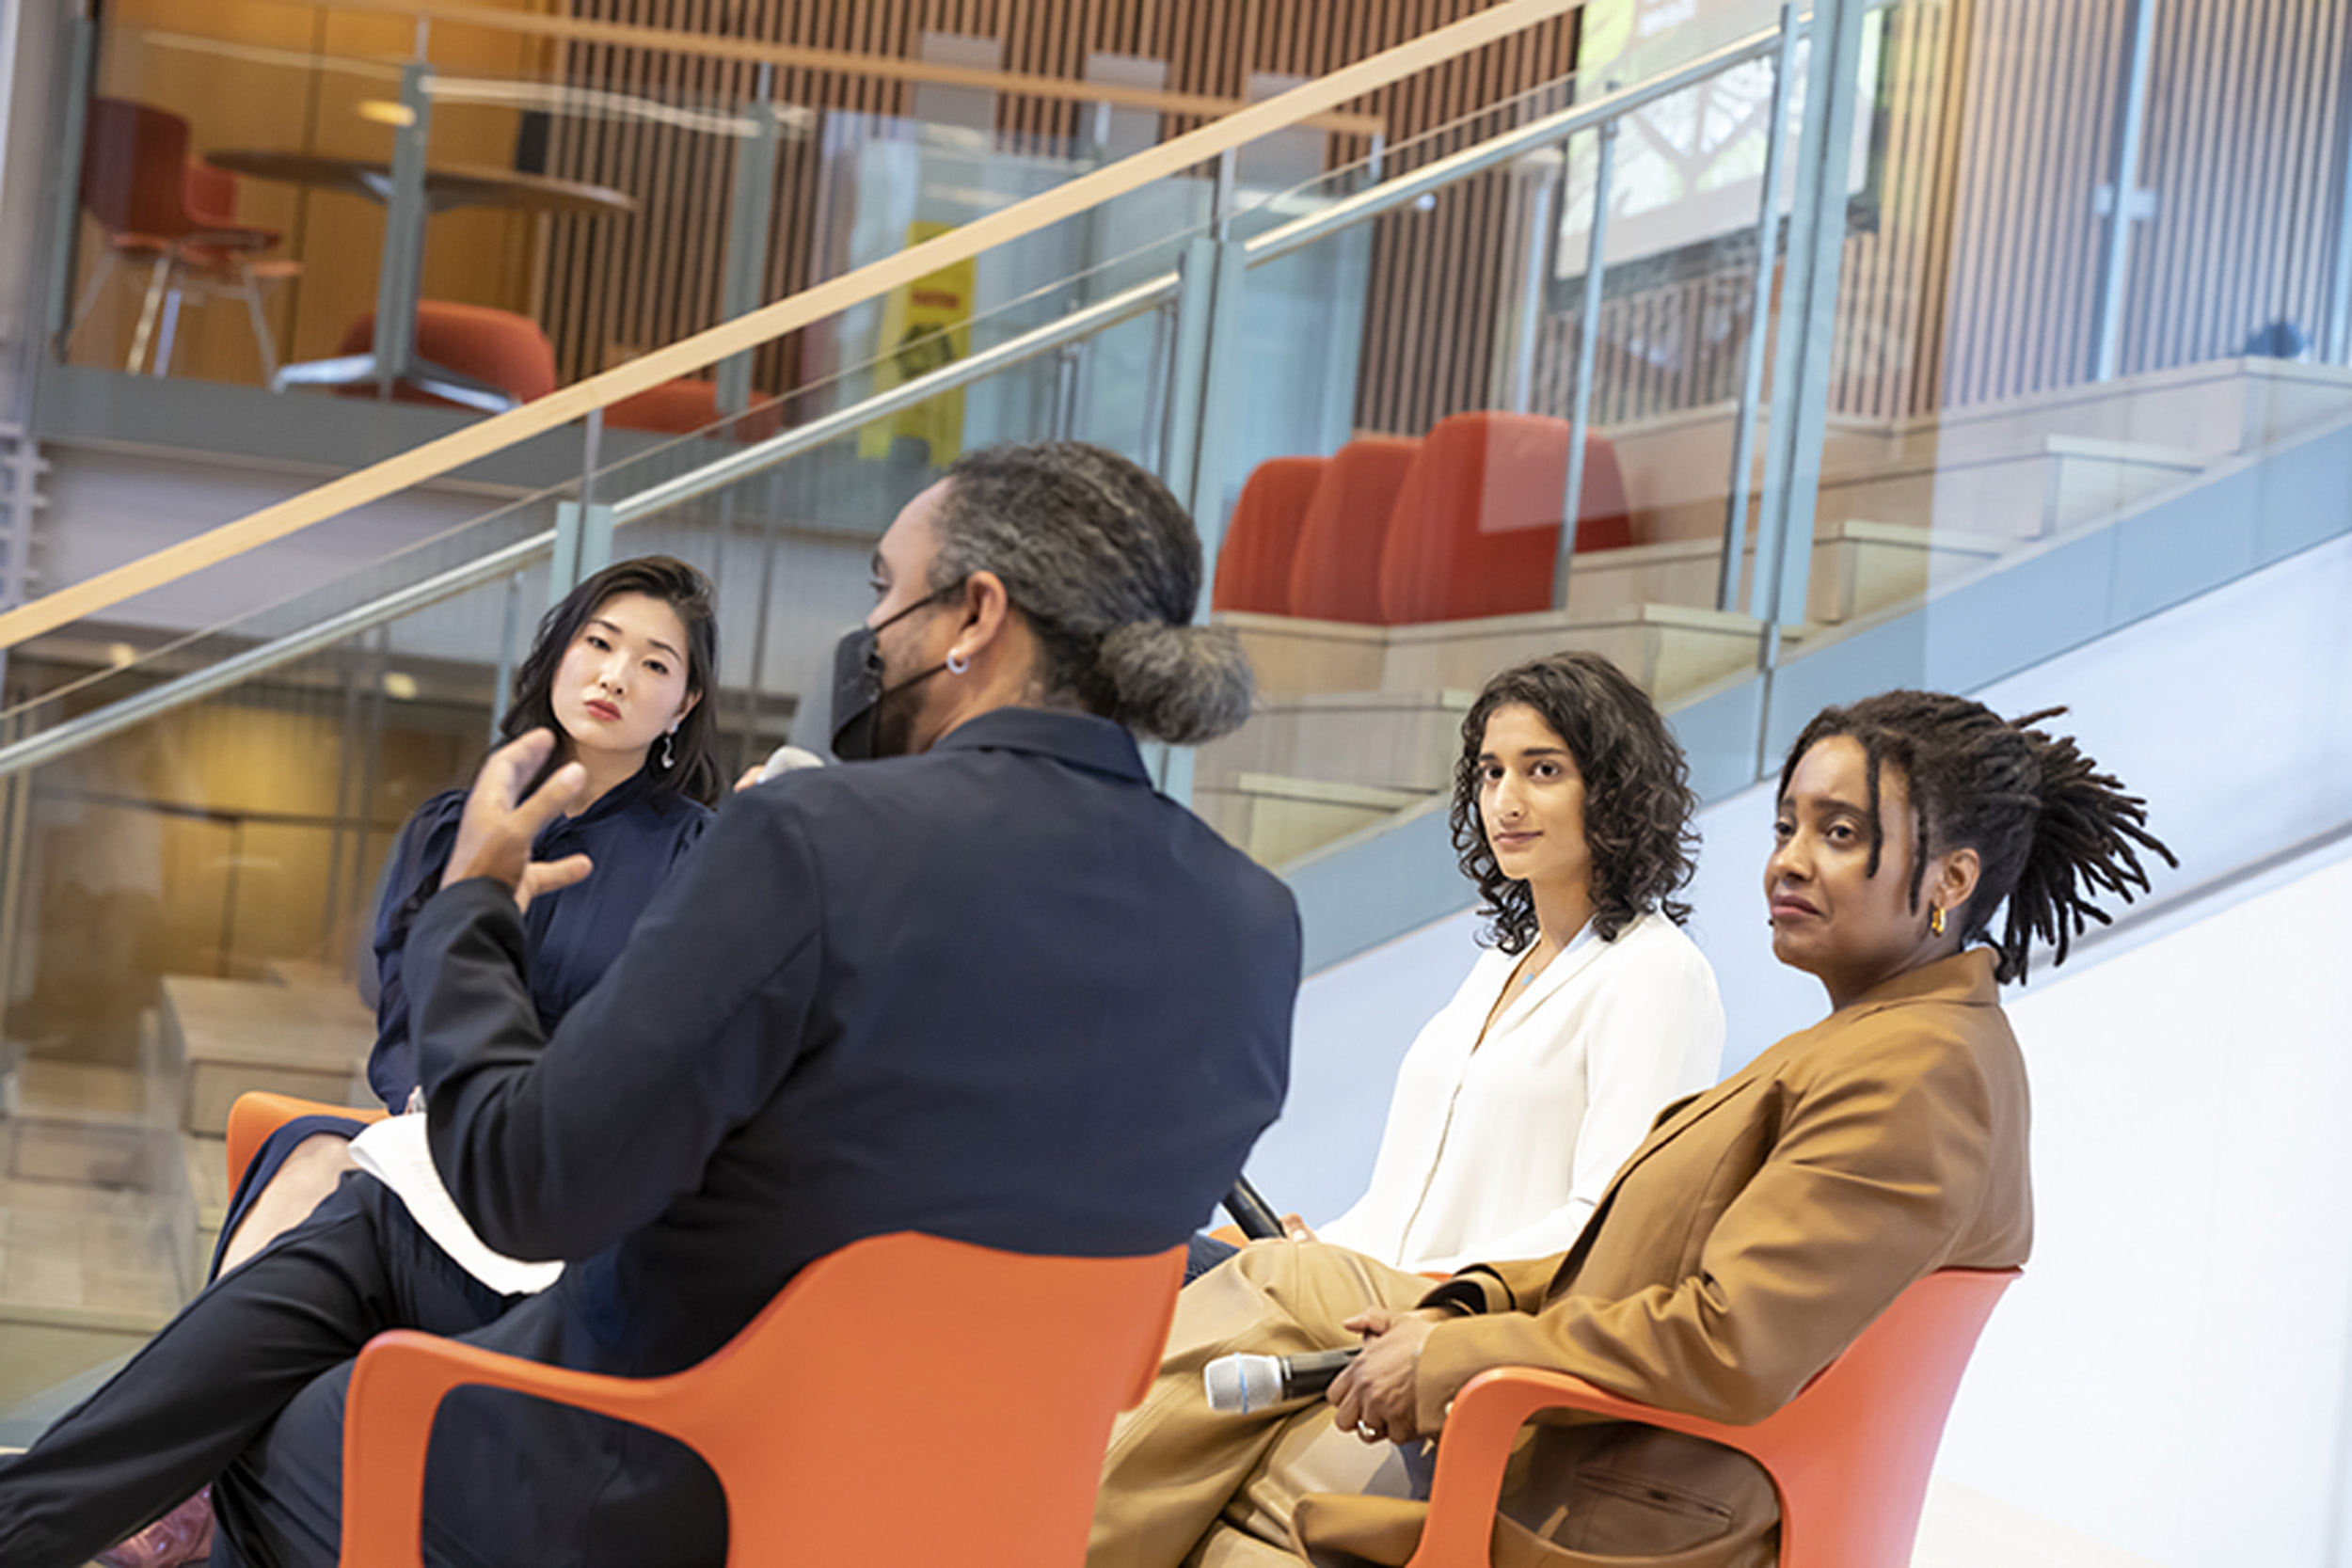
(1287, 436, 1422, 624)
(1382, 1267, 2018, 1568)
(335, 301, 558, 409)
(1213, 455, 1329, 614)
(1375, 413, 1632, 626)
(604, 376, 786, 442)
(66, 98, 296, 378)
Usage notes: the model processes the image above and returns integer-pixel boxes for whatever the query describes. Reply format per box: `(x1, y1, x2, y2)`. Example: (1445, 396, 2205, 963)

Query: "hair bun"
(1097, 621, 1254, 746)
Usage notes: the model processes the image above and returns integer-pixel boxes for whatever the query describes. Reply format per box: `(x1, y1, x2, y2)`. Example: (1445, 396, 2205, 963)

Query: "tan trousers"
(1088, 1241, 1435, 1568)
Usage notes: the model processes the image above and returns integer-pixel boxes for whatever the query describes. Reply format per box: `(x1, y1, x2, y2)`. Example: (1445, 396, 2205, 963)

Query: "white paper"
(349, 1113, 564, 1297)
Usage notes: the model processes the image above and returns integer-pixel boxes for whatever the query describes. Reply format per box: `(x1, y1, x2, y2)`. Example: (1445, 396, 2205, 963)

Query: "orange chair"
(66, 98, 296, 378)
(1214, 455, 1330, 615)
(604, 375, 786, 442)
(1375, 412, 1632, 626)
(1286, 436, 1422, 624)
(334, 301, 559, 410)
(226, 1091, 387, 1187)
(1384, 1267, 2018, 1568)
(336, 1232, 1184, 1568)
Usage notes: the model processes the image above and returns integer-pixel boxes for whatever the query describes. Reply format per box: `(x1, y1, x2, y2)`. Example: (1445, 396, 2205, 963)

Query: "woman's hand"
(1327, 1307, 1447, 1445)
(444, 730, 595, 913)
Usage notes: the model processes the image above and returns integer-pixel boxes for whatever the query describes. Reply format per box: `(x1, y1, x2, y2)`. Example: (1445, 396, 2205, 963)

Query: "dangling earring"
(946, 648, 970, 675)
(1929, 904, 1946, 938)
(658, 728, 676, 770)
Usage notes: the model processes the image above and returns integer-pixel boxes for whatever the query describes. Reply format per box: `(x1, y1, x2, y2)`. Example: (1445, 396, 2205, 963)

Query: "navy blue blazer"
(401, 708, 1295, 1554)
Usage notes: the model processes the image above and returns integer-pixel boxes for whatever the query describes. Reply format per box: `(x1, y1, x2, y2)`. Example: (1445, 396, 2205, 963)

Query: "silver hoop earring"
(658, 730, 676, 770)
(946, 649, 970, 675)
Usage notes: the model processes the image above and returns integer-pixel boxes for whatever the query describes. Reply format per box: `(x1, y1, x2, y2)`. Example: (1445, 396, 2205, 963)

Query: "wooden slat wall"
(531, 0, 1582, 429)
(1513, 0, 2352, 434)
(1931, 0, 2350, 408)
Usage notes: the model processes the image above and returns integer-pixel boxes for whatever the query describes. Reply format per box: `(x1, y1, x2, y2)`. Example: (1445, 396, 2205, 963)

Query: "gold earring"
(1929, 904, 1946, 938)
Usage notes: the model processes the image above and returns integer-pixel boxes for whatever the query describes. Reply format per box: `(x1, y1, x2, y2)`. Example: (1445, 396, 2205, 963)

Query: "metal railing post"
(717, 98, 783, 418)
(1750, 0, 1869, 645)
(1552, 115, 1617, 611)
(373, 62, 436, 388)
(1719, 2, 1802, 612)
(2089, 0, 2157, 384)
(41, 13, 96, 355)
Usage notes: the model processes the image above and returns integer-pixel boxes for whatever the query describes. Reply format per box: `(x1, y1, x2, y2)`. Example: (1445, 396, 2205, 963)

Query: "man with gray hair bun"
(0, 440, 1297, 1568)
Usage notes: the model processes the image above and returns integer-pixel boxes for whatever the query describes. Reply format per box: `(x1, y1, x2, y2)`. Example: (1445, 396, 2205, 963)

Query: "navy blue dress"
(214, 766, 712, 1270)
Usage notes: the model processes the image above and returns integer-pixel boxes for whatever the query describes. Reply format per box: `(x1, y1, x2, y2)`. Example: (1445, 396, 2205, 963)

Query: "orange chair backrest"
(336, 302, 560, 405)
(1744, 1266, 2014, 1566)
(81, 99, 197, 240)
(1375, 412, 1633, 626)
(342, 1232, 1183, 1568)
(1214, 455, 1329, 614)
(1287, 436, 1421, 623)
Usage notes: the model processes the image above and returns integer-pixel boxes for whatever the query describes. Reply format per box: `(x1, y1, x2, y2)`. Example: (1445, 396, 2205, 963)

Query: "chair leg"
(126, 255, 173, 373)
(153, 283, 187, 377)
(236, 262, 279, 385)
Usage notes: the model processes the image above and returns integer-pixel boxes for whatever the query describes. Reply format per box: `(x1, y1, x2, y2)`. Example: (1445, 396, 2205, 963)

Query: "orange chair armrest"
(1409, 1370, 1759, 1568)
(226, 1092, 389, 1189)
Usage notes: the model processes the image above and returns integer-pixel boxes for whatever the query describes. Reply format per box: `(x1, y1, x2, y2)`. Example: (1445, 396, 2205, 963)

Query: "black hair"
(1451, 652, 1699, 953)
(930, 441, 1254, 745)
(500, 555, 723, 807)
(1776, 690, 2176, 982)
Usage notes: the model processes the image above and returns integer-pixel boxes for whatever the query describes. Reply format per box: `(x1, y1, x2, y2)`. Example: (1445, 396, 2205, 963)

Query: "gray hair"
(929, 441, 1254, 745)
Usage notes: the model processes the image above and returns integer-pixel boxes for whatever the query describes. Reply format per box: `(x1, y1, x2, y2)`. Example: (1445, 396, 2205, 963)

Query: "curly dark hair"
(1451, 652, 1699, 953)
(1777, 690, 2177, 982)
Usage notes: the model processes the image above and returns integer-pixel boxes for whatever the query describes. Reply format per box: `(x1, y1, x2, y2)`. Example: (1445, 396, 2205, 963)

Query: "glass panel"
(1771, 0, 2352, 770)
(1192, 3, 1793, 868)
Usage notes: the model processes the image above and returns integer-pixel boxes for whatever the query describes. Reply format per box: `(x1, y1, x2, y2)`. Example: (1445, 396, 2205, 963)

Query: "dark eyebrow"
(1476, 745, 1570, 764)
(586, 616, 682, 663)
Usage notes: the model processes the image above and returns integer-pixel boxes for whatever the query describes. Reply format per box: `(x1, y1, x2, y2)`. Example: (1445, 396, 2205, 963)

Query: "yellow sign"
(859, 220, 976, 466)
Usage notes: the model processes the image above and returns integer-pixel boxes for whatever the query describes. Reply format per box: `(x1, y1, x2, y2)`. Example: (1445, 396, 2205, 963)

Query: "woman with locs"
(1089, 689, 2175, 1568)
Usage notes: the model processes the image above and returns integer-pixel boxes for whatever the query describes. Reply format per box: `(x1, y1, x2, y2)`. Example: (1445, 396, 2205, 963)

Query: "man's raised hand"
(442, 730, 594, 913)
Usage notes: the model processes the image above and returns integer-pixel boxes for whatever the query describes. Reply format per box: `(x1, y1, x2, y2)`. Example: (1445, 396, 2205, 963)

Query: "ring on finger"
(1356, 1420, 1378, 1439)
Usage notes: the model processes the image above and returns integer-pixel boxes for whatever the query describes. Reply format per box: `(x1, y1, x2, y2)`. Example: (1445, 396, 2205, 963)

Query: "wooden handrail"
(325, 0, 1388, 137)
(0, 0, 1578, 652)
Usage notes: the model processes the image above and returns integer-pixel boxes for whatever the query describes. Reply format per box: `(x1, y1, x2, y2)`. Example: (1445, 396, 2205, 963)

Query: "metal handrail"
(0, 11, 1803, 783)
(0, 532, 552, 779)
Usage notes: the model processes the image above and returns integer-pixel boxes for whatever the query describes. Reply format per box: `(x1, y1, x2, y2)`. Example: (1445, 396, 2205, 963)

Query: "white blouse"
(1314, 910, 1724, 1275)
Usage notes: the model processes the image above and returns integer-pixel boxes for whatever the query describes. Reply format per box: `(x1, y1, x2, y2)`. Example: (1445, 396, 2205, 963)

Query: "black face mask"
(827, 580, 966, 763)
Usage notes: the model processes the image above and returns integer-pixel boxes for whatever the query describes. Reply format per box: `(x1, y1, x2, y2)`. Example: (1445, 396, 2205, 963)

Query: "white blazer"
(1314, 909, 1723, 1275)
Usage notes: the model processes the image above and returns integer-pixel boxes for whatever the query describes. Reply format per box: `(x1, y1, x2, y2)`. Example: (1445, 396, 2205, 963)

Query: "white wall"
(1257, 530, 2352, 1564)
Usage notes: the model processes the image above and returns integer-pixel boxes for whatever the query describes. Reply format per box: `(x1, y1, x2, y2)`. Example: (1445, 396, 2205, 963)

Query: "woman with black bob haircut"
(95, 556, 723, 1568)
(1089, 690, 2176, 1568)
(1203, 651, 1723, 1281)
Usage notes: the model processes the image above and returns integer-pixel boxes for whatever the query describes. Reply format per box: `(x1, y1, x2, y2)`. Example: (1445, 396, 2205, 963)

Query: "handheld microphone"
(1202, 1346, 1362, 1414)
(756, 745, 827, 783)
(1222, 1176, 1284, 1241)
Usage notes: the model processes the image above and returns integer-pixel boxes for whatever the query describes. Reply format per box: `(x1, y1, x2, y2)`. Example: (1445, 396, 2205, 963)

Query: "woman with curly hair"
(1200, 651, 1722, 1281)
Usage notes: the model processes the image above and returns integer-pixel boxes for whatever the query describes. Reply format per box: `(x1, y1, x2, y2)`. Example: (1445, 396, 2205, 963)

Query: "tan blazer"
(1295, 949, 2033, 1568)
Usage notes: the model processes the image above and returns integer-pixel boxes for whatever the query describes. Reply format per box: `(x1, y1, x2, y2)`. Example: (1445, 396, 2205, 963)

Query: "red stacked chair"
(1286, 436, 1422, 624)
(68, 98, 297, 377)
(1376, 412, 1631, 626)
(1212, 455, 1329, 614)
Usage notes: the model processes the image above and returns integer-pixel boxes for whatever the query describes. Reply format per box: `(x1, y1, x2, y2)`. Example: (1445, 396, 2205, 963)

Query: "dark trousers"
(0, 1177, 512, 1568)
